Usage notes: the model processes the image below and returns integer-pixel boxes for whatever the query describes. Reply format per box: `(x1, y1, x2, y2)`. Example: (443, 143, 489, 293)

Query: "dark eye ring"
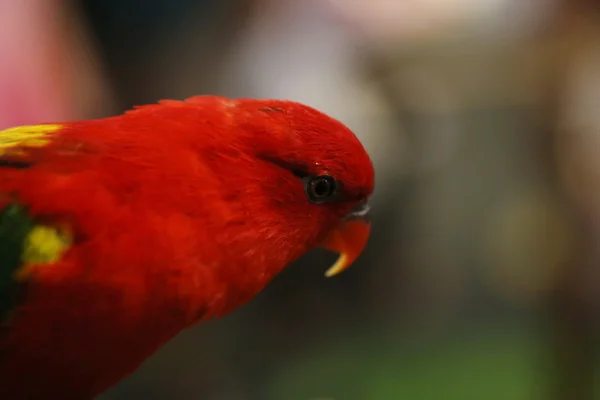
(303, 175, 338, 203)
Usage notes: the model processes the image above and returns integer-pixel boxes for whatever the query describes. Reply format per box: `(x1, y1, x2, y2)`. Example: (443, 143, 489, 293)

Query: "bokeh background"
(3, 0, 600, 399)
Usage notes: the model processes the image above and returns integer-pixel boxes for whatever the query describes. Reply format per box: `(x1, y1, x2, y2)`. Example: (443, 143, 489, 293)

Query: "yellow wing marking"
(14, 224, 72, 280)
(0, 124, 62, 156)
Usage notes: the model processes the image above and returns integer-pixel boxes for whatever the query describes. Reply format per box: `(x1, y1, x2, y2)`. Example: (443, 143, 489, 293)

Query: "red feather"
(0, 96, 374, 398)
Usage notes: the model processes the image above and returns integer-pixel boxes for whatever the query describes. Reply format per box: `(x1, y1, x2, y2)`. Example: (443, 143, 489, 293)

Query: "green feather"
(0, 203, 34, 323)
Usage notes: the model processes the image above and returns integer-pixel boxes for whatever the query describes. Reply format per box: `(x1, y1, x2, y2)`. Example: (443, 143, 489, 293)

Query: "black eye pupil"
(312, 178, 331, 197)
(305, 175, 337, 203)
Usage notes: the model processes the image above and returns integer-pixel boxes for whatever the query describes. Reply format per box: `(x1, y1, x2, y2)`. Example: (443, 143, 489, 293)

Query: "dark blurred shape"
(77, 0, 253, 110)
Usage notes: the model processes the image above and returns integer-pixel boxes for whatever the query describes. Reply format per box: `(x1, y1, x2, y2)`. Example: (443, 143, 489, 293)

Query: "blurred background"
(3, 0, 600, 398)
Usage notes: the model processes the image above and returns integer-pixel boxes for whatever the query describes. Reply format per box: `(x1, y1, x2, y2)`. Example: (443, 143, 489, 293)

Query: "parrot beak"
(320, 202, 371, 277)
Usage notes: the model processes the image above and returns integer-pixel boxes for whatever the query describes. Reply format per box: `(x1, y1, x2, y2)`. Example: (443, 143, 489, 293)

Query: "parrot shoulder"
(0, 202, 72, 326)
(0, 123, 73, 325)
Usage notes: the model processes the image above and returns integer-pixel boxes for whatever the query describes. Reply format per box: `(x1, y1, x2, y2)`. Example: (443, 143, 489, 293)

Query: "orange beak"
(320, 203, 371, 277)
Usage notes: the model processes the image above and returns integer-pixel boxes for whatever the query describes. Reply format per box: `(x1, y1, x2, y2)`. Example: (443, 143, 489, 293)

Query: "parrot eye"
(304, 175, 339, 203)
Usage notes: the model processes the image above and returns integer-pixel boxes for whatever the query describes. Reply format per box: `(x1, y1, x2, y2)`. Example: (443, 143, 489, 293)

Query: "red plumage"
(0, 95, 374, 398)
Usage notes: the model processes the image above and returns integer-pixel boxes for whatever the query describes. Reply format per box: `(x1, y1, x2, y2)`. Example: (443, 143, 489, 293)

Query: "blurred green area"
(267, 323, 548, 400)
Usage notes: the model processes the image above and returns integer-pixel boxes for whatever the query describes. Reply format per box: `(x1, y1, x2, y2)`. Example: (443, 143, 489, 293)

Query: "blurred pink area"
(0, 0, 108, 129)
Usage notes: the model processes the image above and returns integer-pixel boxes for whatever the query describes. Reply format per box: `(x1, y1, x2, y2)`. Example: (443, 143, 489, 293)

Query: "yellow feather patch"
(0, 124, 61, 156)
(15, 224, 72, 280)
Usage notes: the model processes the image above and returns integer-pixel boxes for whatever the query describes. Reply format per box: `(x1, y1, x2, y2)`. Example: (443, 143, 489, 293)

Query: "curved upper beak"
(320, 202, 371, 277)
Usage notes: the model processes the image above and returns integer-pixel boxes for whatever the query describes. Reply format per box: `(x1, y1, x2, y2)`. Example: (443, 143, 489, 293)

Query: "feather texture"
(0, 96, 374, 399)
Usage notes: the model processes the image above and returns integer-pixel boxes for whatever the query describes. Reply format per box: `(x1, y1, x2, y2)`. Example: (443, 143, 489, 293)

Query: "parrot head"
(225, 98, 374, 278)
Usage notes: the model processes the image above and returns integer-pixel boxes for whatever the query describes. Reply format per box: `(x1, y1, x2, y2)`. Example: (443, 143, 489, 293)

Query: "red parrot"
(0, 95, 374, 399)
